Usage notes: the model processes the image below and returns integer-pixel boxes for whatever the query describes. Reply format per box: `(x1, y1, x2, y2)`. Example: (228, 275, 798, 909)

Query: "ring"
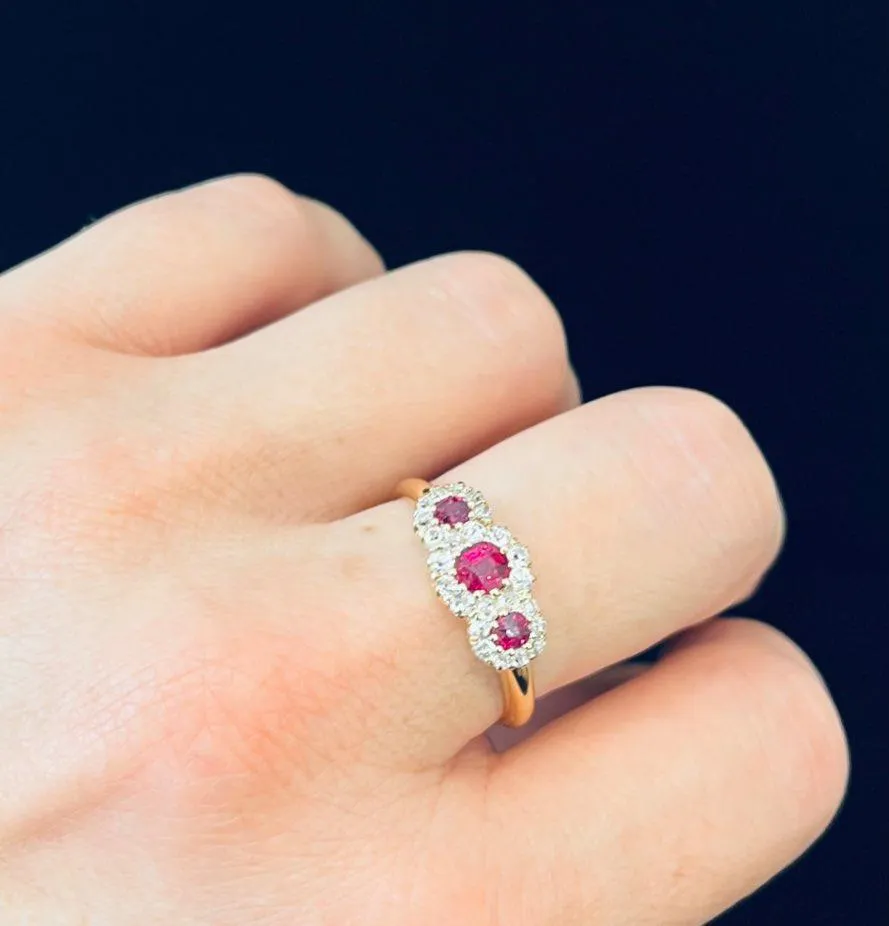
(397, 478, 546, 727)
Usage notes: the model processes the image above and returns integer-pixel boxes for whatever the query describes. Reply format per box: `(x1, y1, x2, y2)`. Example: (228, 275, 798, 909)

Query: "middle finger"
(169, 251, 577, 522)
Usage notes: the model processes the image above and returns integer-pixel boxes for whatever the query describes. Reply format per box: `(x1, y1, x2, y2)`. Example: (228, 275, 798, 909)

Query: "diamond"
(434, 496, 471, 525)
(462, 521, 485, 543)
(428, 548, 454, 573)
(508, 565, 534, 592)
(455, 542, 510, 593)
(491, 525, 512, 547)
(507, 543, 530, 566)
(493, 612, 531, 650)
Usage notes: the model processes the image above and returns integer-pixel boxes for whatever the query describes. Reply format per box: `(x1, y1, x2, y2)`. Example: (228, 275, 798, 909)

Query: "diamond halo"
(411, 481, 546, 670)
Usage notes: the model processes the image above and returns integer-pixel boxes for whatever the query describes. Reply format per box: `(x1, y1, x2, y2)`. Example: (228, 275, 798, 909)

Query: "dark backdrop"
(1, 2, 886, 922)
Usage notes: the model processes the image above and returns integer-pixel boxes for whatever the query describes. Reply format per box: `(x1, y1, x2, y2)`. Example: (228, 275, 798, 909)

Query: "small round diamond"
(507, 543, 530, 567)
(455, 542, 510, 593)
(434, 495, 471, 525)
(508, 565, 534, 593)
(427, 548, 454, 574)
(493, 612, 531, 650)
(491, 525, 512, 547)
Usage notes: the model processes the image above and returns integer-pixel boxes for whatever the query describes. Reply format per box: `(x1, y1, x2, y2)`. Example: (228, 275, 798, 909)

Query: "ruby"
(455, 541, 510, 593)
(493, 612, 531, 650)
(434, 495, 471, 526)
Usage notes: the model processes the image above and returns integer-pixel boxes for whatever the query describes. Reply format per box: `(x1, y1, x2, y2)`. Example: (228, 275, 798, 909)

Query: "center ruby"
(455, 541, 510, 593)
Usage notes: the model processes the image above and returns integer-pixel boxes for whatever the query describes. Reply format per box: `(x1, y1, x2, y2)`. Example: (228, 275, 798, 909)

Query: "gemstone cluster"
(411, 482, 546, 670)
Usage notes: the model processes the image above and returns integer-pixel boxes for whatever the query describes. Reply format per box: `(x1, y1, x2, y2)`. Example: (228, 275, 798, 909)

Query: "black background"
(1, 2, 886, 922)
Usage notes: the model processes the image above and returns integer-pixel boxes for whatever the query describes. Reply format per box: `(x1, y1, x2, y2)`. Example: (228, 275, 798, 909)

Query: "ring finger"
(339, 384, 785, 761)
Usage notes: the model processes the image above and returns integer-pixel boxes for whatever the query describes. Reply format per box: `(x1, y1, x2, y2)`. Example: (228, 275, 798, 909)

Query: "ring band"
(397, 478, 546, 727)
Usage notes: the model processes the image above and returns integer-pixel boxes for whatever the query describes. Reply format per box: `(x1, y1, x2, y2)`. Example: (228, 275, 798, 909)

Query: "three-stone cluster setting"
(412, 482, 546, 671)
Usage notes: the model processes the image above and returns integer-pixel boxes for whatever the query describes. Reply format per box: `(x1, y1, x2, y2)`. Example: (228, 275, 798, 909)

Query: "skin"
(0, 175, 848, 925)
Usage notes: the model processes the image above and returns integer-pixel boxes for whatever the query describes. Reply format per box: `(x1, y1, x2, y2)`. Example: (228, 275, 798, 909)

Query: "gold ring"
(397, 478, 545, 727)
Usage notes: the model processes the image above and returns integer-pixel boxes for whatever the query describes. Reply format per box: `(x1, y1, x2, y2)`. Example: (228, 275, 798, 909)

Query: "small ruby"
(493, 612, 531, 650)
(455, 541, 510, 593)
(434, 496, 471, 525)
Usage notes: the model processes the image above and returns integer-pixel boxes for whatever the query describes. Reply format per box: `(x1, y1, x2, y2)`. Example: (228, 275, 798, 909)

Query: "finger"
(172, 251, 577, 520)
(487, 619, 848, 925)
(486, 662, 650, 753)
(341, 386, 783, 759)
(0, 174, 383, 355)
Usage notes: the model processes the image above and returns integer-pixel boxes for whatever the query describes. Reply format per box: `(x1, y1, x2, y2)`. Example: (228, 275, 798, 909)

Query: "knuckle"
(632, 386, 786, 570)
(430, 250, 570, 384)
(172, 173, 316, 239)
(437, 249, 533, 290)
(702, 619, 850, 835)
(196, 172, 299, 211)
(641, 386, 757, 456)
(751, 627, 850, 833)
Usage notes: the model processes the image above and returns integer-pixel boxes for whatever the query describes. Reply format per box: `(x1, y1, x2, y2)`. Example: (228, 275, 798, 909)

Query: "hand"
(0, 176, 848, 925)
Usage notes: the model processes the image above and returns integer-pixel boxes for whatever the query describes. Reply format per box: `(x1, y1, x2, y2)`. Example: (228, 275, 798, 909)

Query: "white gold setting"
(410, 482, 547, 670)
